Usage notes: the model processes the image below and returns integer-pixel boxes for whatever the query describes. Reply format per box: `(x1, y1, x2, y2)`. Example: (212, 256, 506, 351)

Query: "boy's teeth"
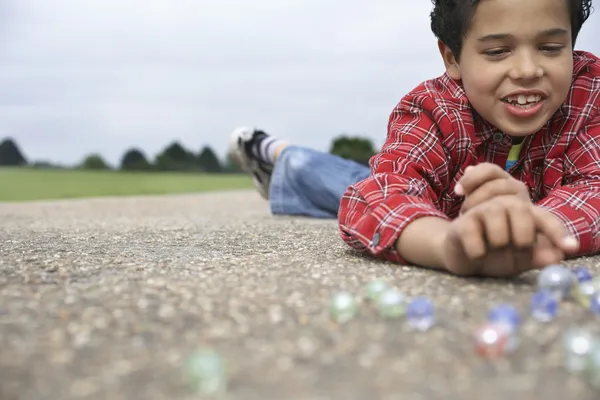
(505, 94, 542, 104)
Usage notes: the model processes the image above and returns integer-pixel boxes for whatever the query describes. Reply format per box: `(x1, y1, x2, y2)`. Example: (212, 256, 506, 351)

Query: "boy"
(228, 0, 599, 278)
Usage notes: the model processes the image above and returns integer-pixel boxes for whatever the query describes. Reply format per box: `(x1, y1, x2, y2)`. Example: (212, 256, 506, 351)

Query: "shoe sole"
(228, 129, 252, 173)
(228, 128, 270, 200)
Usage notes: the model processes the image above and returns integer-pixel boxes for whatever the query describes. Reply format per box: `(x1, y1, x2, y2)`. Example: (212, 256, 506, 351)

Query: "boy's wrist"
(432, 229, 450, 270)
(394, 216, 451, 270)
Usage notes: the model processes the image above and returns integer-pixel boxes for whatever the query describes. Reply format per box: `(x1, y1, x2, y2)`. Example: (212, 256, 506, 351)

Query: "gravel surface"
(1, 190, 600, 400)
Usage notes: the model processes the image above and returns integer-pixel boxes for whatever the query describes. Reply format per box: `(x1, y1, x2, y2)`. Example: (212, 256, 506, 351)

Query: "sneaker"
(228, 126, 273, 200)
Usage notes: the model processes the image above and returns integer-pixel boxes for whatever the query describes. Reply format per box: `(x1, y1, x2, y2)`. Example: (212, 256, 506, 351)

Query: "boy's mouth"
(501, 94, 545, 109)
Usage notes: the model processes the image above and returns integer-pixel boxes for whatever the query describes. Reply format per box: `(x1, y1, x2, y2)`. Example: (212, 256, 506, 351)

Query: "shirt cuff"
(342, 194, 450, 264)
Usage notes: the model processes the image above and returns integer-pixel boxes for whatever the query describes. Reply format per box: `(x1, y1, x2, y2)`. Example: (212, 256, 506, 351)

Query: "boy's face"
(440, 0, 574, 137)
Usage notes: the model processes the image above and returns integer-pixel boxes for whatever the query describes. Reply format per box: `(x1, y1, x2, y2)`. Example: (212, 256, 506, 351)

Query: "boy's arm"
(537, 113, 600, 256)
(394, 216, 450, 269)
(337, 95, 453, 265)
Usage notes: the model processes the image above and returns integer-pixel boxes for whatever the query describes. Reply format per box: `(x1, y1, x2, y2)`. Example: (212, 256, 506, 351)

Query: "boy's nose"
(509, 51, 544, 80)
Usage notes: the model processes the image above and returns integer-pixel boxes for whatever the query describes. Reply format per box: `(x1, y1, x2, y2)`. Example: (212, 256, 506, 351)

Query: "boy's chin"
(494, 119, 547, 138)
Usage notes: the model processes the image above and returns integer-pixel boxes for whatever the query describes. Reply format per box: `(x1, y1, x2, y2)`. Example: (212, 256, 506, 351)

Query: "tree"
(329, 135, 376, 166)
(162, 141, 190, 161)
(197, 146, 222, 173)
(154, 141, 196, 171)
(120, 148, 151, 171)
(81, 154, 110, 170)
(0, 138, 27, 166)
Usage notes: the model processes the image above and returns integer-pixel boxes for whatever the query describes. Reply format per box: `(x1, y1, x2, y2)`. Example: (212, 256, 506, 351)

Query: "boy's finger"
(531, 234, 565, 267)
(460, 178, 528, 213)
(482, 207, 510, 249)
(456, 163, 510, 196)
(457, 217, 487, 260)
(508, 204, 536, 248)
(531, 208, 579, 253)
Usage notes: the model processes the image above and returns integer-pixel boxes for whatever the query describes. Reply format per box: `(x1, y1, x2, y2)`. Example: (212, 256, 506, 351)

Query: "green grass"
(0, 167, 255, 202)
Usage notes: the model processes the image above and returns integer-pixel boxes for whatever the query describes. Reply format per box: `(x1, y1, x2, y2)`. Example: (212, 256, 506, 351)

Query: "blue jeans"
(269, 145, 371, 218)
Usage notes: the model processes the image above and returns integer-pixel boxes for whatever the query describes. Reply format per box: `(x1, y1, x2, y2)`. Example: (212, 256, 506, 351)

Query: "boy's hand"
(441, 195, 578, 277)
(453, 162, 578, 273)
(455, 163, 530, 214)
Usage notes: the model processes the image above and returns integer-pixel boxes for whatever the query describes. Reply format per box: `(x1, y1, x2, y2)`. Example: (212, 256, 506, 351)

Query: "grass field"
(0, 168, 255, 202)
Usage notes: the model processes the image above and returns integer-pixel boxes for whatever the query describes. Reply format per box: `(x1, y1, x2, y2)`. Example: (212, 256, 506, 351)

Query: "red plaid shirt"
(338, 50, 600, 264)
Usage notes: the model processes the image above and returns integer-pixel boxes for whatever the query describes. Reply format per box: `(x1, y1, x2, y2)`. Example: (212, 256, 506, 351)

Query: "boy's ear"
(437, 40, 461, 80)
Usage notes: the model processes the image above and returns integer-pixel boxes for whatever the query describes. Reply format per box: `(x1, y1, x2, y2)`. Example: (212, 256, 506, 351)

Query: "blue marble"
(590, 293, 600, 316)
(572, 266, 593, 283)
(488, 304, 521, 332)
(406, 296, 436, 331)
(530, 290, 558, 322)
(537, 264, 576, 300)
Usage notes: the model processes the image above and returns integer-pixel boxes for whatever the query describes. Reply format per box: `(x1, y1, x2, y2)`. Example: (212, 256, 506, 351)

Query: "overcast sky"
(1, 0, 599, 167)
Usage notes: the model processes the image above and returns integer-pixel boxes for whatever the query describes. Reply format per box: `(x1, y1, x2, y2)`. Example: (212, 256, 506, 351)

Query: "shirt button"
(493, 132, 504, 142)
(372, 233, 381, 247)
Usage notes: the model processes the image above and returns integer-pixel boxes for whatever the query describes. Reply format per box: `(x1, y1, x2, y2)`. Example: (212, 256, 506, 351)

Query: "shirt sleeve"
(337, 95, 453, 263)
(537, 112, 600, 256)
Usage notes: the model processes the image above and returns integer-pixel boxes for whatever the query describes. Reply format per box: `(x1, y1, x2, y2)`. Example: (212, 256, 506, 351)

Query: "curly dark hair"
(430, 0, 594, 61)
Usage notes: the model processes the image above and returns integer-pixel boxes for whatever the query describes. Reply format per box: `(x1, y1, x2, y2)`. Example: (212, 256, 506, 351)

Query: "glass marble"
(590, 293, 600, 315)
(572, 265, 593, 283)
(571, 280, 600, 309)
(537, 264, 576, 300)
(488, 304, 521, 332)
(562, 328, 597, 374)
(186, 349, 227, 395)
(365, 279, 390, 301)
(529, 290, 558, 322)
(586, 345, 600, 389)
(406, 296, 436, 331)
(376, 288, 406, 318)
(474, 322, 518, 357)
(329, 292, 358, 323)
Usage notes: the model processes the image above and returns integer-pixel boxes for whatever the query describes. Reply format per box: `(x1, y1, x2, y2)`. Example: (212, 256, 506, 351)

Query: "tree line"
(0, 135, 378, 172)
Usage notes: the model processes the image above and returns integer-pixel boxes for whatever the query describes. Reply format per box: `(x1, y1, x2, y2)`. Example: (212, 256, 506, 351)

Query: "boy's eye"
(484, 49, 508, 57)
(483, 45, 564, 58)
(540, 45, 564, 53)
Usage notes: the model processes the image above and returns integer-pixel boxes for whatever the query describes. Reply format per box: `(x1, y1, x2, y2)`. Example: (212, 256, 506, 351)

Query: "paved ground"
(1, 190, 600, 400)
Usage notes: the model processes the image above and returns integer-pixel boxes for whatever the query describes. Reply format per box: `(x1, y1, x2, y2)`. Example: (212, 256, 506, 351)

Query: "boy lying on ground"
(228, 0, 599, 278)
